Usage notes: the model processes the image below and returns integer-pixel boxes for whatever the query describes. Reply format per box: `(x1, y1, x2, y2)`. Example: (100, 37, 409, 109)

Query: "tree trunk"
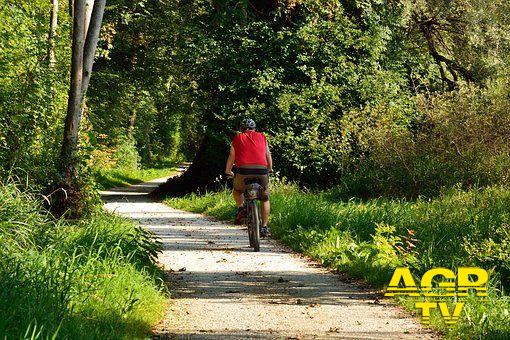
(414, 14, 473, 90)
(153, 132, 230, 197)
(60, 0, 106, 181)
(60, 0, 86, 182)
(48, 0, 59, 67)
(55, 0, 107, 216)
(82, 0, 106, 97)
(84, 0, 94, 37)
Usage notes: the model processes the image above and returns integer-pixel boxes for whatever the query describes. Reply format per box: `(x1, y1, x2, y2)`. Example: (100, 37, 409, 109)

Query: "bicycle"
(225, 172, 266, 252)
(243, 177, 264, 252)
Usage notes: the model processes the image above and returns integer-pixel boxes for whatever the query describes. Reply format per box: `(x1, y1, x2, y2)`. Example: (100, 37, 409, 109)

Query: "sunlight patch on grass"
(95, 167, 177, 189)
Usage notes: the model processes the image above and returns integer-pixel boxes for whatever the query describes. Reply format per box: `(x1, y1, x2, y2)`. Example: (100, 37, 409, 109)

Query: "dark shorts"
(233, 167, 270, 201)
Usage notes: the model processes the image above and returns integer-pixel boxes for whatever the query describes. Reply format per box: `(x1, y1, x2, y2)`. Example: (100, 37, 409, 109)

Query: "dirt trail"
(102, 177, 433, 339)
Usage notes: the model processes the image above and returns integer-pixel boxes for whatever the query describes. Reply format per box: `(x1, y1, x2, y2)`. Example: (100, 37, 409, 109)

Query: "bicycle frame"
(243, 180, 263, 252)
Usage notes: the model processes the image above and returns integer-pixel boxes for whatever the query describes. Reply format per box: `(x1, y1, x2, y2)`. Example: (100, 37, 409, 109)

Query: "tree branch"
(415, 14, 473, 90)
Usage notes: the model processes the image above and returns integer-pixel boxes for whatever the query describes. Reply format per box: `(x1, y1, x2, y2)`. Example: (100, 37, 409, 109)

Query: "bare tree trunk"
(60, 0, 106, 184)
(60, 0, 86, 182)
(49, 0, 59, 67)
(82, 0, 106, 97)
(84, 0, 94, 38)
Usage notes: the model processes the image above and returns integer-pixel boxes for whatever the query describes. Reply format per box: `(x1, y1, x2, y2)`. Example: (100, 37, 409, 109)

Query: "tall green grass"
(166, 181, 510, 339)
(0, 182, 166, 339)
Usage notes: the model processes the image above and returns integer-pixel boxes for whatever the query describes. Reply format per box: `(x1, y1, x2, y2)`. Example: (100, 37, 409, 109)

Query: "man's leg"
(261, 200, 270, 227)
(260, 174, 271, 236)
(233, 190, 246, 225)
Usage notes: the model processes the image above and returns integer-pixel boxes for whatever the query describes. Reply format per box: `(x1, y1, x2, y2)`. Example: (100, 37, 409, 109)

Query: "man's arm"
(266, 140, 273, 172)
(225, 145, 235, 176)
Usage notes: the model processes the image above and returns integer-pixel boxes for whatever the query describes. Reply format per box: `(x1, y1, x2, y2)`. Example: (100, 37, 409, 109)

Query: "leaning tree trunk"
(84, 0, 94, 37)
(152, 132, 230, 198)
(82, 0, 106, 97)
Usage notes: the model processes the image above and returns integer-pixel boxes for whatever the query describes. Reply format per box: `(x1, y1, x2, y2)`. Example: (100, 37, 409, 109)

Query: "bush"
(114, 136, 142, 171)
(88, 134, 140, 172)
(337, 82, 510, 198)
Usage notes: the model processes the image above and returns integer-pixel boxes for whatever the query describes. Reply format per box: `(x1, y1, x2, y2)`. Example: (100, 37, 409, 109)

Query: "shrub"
(338, 82, 510, 198)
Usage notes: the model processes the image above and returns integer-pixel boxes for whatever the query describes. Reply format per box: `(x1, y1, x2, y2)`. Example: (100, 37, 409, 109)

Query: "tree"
(82, 0, 105, 97)
(59, 0, 106, 212)
(154, 0, 417, 196)
(403, 0, 510, 90)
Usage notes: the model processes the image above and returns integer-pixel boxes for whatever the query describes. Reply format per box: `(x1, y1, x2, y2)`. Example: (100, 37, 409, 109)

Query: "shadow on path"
(102, 177, 433, 340)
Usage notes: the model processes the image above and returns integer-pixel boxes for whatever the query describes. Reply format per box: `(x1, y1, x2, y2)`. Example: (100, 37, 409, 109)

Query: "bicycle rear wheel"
(247, 202, 255, 247)
(246, 200, 260, 252)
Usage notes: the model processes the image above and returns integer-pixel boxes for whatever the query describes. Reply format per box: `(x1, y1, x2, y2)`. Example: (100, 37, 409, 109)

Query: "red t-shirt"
(232, 131, 268, 167)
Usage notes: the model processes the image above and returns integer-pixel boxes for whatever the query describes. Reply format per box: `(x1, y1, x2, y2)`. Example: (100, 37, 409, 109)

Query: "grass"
(0, 181, 167, 339)
(94, 166, 177, 190)
(166, 181, 510, 339)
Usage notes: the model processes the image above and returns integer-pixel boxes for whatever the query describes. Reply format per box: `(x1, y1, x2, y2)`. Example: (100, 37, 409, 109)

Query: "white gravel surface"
(102, 177, 435, 339)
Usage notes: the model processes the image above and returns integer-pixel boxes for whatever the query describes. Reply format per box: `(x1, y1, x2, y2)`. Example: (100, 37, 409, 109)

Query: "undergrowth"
(0, 181, 166, 339)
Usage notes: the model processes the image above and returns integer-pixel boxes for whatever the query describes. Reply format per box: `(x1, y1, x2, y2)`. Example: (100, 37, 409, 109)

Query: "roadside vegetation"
(0, 181, 166, 339)
(167, 181, 510, 339)
(89, 137, 178, 189)
(94, 166, 177, 190)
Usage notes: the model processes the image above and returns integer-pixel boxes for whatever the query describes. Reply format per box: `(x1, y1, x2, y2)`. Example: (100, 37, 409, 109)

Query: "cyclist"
(225, 118, 272, 237)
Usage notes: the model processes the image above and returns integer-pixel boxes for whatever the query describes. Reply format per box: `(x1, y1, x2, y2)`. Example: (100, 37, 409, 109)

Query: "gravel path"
(102, 177, 434, 339)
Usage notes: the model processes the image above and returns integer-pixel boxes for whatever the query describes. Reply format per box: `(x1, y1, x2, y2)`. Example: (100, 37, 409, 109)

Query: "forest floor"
(102, 177, 435, 339)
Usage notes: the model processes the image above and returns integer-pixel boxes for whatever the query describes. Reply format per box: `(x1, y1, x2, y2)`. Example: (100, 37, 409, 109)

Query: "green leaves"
(165, 0, 419, 187)
(0, 0, 72, 184)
